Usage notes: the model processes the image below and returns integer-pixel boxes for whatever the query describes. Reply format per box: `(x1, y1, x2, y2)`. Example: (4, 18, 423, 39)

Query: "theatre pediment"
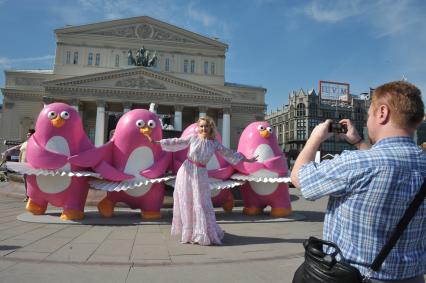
(43, 67, 229, 100)
(114, 76, 167, 90)
(56, 16, 227, 49)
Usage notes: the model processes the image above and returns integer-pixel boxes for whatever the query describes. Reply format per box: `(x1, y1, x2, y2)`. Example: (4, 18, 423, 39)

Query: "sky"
(0, 0, 426, 113)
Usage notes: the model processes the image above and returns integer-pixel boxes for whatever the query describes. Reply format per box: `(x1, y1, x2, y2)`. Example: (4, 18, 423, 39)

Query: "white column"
(174, 105, 183, 131)
(95, 101, 106, 146)
(149, 103, 157, 114)
(222, 109, 231, 148)
(70, 99, 79, 112)
(199, 106, 207, 118)
(123, 102, 132, 113)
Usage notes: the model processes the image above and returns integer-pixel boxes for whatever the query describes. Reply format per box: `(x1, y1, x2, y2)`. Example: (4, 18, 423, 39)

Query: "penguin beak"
(260, 130, 270, 138)
(51, 116, 65, 128)
(140, 127, 152, 136)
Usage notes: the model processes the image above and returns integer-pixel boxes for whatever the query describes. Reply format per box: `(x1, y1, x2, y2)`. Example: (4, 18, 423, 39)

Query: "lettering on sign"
(319, 81, 350, 105)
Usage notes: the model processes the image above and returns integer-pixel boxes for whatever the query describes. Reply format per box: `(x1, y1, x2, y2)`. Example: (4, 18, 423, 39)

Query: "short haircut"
(372, 81, 424, 128)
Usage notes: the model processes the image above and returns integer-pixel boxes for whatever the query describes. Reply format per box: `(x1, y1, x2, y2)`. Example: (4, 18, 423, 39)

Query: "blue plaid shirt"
(298, 137, 426, 280)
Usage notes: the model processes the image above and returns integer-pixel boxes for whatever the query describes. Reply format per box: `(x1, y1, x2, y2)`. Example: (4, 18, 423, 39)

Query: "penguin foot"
(271, 207, 292, 218)
(26, 199, 47, 215)
(222, 197, 234, 213)
(142, 211, 161, 220)
(97, 198, 115, 218)
(243, 207, 263, 216)
(60, 210, 84, 221)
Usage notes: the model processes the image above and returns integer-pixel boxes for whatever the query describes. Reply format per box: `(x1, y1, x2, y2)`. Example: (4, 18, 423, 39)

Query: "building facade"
(0, 16, 266, 152)
(416, 117, 426, 145)
(266, 88, 370, 161)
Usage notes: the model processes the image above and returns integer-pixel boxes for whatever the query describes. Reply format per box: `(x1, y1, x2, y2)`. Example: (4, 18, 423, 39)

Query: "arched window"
(73, 52, 78, 64)
(88, 52, 93, 65)
(296, 103, 306, 117)
(204, 61, 208, 74)
(115, 54, 120, 67)
(95, 53, 100, 66)
(190, 60, 195, 73)
(66, 51, 71, 64)
(165, 58, 170, 71)
(184, 60, 188, 73)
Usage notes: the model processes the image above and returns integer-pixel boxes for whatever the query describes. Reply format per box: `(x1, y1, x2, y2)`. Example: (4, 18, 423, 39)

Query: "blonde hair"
(372, 81, 424, 128)
(197, 116, 217, 139)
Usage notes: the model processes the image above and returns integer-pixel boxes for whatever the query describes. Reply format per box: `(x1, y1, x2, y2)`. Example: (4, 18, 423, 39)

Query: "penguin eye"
(60, 111, 70, 120)
(47, 111, 57, 120)
(267, 127, 273, 133)
(257, 125, 266, 131)
(135, 120, 145, 128)
(147, 120, 156, 128)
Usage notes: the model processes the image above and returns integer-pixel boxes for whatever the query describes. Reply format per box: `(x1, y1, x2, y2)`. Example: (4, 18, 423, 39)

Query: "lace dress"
(160, 135, 244, 245)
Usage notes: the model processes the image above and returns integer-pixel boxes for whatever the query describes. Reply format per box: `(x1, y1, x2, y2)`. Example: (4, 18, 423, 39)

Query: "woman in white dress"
(154, 117, 256, 245)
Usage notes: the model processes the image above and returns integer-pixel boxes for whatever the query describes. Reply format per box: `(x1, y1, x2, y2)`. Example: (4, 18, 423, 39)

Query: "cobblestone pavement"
(0, 181, 326, 283)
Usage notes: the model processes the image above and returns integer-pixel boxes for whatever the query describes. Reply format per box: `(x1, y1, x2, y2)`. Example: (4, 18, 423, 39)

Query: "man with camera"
(291, 81, 425, 282)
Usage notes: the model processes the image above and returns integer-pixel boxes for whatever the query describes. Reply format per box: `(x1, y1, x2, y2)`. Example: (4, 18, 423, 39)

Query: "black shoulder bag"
(292, 179, 426, 283)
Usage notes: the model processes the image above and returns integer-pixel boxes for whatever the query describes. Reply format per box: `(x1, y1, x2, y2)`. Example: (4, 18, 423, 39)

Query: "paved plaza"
(0, 179, 324, 283)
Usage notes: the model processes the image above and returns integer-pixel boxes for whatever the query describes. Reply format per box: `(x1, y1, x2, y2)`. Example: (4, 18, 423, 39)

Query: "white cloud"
(48, 0, 179, 25)
(253, 0, 278, 5)
(368, 1, 423, 38)
(8, 55, 54, 63)
(183, 2, 231, 40)
(0, 55, 54, 69)
(77, 0, 174, 20)
(45, 0, 232, 42)
(302, 0, 362, 23)
(186, 2, 217, 27)
(301, 0, 424, 39)
(0, 58, 11, 69)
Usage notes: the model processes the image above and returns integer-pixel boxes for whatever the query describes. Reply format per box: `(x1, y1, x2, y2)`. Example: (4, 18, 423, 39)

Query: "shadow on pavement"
(222, 233, 305, 246)
(17, 209, 306, 225)
(290, 194, 299, 202)
(0, 245, 21, 251)
(294, 210, 325, 222)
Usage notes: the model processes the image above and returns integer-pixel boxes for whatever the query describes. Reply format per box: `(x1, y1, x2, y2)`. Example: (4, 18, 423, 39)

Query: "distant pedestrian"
(19, 129, 35, 202)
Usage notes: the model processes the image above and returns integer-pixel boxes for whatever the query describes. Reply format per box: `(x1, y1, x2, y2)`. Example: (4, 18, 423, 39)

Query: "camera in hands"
(328, 122, 348, 134)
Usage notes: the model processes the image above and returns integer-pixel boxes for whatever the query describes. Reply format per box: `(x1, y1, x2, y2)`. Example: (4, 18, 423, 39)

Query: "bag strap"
(370, 178, 426, 272)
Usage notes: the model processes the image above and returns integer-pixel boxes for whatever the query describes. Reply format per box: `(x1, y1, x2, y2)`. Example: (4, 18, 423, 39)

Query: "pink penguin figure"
(173, 123, 235, 212)
(234, 121, 292, 217)
(69, 109, 171, 219)
(25, 103, 93, 220)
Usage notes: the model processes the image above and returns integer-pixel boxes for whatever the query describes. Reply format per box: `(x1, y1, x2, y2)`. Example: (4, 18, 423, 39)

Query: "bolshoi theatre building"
(0, 16, 266, 151)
